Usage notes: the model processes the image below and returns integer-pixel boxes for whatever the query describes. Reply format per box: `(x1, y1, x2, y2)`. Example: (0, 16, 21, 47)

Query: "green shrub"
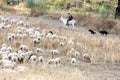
(99, 6, 110, 18)
(26, 0, 35, 8)
(25, 0, 47, 16)
(69, 7, 79, 12)
(0, 0, 2, 7)
(24, 0, 117, 16)
(85, 0, 91, 3)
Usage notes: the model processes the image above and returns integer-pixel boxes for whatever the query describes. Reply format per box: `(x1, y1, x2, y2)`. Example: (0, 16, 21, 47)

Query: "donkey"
(59, 16, 78, 29)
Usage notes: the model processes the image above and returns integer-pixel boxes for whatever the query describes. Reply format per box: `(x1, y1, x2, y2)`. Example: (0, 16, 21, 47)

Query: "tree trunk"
(118, 0, 120, 6)
(115, 0, 120, 19)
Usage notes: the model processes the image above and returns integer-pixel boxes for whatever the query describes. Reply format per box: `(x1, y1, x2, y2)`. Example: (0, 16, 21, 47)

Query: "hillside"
(0, 14, 120, 80)
(0, 0, 120, 80)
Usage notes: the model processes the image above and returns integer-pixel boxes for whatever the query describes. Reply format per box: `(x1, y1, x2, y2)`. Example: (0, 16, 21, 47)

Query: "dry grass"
(0, 65, 87, 80)
(46, 11, 120, 35)
(0, 15, 120, 63)
(0, 14, 120, 80)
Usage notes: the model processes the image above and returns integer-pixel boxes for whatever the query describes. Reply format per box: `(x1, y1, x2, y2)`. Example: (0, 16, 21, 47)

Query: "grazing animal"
(19, 45, 29, 52)
(34, 38, 41, 47)
(36, 48, 43, 54)
(18, 55, 24, 64)
(99, 30, 109, 36)
(75, 51, 81, 60)
(59, 16, 77, 29)
(47, 58, 61, 67)
(28, 54, 37, 63)
(88, 29, 96, 34)
(0, 60, 16, 69)
(67, 48, 75, 58)
(37, 56, 44, 64)
(71, 58, 77, 67)
(15, 66, 28, 72)
(83, 54, 91, 63)
(51, 50, 59, 58)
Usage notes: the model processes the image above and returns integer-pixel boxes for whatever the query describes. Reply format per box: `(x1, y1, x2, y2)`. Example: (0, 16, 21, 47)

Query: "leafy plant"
(99, 6, 110, 18)
(0, 0, 2, 7)
(25, 0, 47, 16)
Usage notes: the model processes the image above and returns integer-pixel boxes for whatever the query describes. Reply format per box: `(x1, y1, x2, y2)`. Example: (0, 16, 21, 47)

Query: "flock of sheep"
(0, 15, 91, 73)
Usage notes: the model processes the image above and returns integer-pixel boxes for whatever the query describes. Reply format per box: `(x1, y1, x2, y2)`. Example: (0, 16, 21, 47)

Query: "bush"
(85, 0, 91, 3)
(25, 0, 47, 16)
(24, 0, 117, 17)
(0, 0, 2, 7)
(69, 7, 79, 12)
(99, 6, 110, 18)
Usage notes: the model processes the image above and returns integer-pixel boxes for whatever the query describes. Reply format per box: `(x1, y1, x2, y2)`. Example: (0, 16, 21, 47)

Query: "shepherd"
(66, 13, 74, 26)
(59, 15, 77, 29)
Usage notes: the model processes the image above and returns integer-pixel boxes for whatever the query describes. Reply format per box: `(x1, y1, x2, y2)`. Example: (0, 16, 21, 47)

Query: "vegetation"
(0, 0, 2, 7)
(25, 0, 117, 16)
(99, 6, 110, 18)
(25, 0, 47, 16)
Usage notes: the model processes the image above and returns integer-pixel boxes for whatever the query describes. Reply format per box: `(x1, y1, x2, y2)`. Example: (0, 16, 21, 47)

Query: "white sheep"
(19, 45, 29, 52)
(17, 50, 23, 54)
(33, 38, 41, 47)
(60, 42, 65, 47)
(36, 48, 43, 54)
(46, 31, 53, 38)
(67, 48, 75, 58)
(8, 52, 18, 61)
(37, 56, 44, 64)
(47, 57, 61, 67)
(7, 47, 12, 52)
(18, 29, 22, 34)
(0, 60, 16, 69)
(41, 29, 47, 37)
(1, 47, 7, 52)
(1, 43, 7, 48)
(28, 55, 37, 63)
(1, 69, 16, 73)
(23, 34, 28, 39)
(75, 51, 81, 60)
(71, 58, 77, 67)
(68, 38, 75, 46)
(15, 66, 28, 72)
(1, 54, 9, 60)
(11, 56, 18, 63)
(54, 57, 61, 66)
(60, 36, 68, 41)
(2, 62, 16, 69)
(10, 19, 17, 24)
(47, 59, 55, 65)
(16, 33, 23, 39)
(7, 36, 14, 43)
(51, 50, 59, 58)
(5, 24, 11, 30)
(17, 20, 24, 26)
(17, 54, 24, 64)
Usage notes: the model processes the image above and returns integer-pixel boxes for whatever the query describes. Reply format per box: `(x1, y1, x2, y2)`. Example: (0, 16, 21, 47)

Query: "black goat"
(88, 29, 96, 34)
(99, 30, 109, 36)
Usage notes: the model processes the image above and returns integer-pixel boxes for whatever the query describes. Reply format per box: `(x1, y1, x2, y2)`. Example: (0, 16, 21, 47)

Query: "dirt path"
(1, 14, 120, 80)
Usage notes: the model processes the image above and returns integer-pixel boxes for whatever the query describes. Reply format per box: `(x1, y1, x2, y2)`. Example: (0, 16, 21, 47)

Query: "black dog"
(99, 30, 109, 36)
(88, 29, 96, 34)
